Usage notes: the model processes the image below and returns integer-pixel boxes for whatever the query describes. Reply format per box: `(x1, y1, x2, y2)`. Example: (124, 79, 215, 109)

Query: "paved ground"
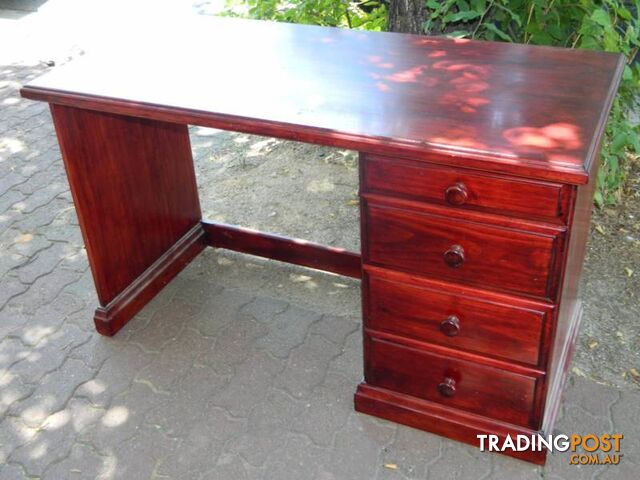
(0, 2, 639, 479)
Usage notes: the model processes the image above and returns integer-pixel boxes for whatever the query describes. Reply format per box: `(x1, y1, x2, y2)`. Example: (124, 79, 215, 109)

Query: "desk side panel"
(50, 105, 202, 316)
(542, 156, 599, 432)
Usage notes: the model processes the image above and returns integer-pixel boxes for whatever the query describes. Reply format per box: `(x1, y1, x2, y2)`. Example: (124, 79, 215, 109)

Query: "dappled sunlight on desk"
(504, 123, 583, 150)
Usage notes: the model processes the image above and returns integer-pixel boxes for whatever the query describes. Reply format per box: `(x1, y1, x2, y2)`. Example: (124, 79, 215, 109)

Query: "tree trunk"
(387, 0, 426, 34)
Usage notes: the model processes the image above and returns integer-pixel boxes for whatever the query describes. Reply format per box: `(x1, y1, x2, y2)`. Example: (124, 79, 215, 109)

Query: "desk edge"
(20, 85, 596, 185)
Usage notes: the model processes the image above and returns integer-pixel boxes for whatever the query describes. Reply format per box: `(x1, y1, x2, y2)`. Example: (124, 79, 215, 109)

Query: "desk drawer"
(365, 272, 550, 366)
(362, 155, 568, 221)
(364, 335, 538, 428)
(363, 201, 561, 298)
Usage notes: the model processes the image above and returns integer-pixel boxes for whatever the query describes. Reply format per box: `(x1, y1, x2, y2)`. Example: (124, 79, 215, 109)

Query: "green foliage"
(223, 0, 387, 30)
(223, 0, 640, 206)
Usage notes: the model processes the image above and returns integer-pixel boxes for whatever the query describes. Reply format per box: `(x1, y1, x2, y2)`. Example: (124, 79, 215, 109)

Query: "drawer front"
(364, 335, 538, 428)
(362, 155, 568, 221)
(365, 273, 549, 366)
(364, 202, 560, 298)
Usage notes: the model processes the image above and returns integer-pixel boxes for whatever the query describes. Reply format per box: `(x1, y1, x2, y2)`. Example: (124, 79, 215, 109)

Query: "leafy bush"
(224, 0, 387, 29)
(223, 0, 640, 205)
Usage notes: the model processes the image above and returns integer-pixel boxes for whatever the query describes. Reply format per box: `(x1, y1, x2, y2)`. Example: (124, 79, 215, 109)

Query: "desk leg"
(50, 105, 204, 336)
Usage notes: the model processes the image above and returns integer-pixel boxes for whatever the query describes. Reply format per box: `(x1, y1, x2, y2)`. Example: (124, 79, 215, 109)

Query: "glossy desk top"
(21, 16, 624, 183)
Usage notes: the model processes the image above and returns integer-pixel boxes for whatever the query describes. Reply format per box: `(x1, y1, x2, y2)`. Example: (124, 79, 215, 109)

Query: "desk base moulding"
(355, 302, 583, 465)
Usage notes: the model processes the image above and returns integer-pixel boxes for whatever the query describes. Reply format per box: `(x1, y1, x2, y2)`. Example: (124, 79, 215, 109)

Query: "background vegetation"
(223, 0, 640, 206)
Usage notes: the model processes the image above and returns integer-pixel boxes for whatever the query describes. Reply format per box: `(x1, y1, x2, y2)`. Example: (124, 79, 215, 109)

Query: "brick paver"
(0, 63, 637, 480)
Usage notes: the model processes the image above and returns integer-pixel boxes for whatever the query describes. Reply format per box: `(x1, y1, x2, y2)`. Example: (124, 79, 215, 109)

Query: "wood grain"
(202, 220, 361, 278)
(354, 383, 548, 464)
(94, 224, 206, 336)
(364, 334, 540, 428)
(363, 199, 562, 298)
(362, 154, 570, 221)
(50, 105, 202, 332)
(21, 16, 625, 184)
(541, 158, 601, 431)
(364, 269, 552, 366)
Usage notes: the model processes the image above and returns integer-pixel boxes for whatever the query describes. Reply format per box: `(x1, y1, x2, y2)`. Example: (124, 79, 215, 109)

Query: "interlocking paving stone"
(0, 463, 28, 480)
(10, 357, 95, 428)
(199, 314, 269, 375)
(261, 435, 332, 480)
(40, 443, 104, 480)
(7, 323, 90, 385)
(210, 350, 285, 418)
(375, 425, 442, 479)
(190, 288, 253, 338)
(427, 440, 494, 479)
(0, 275, 28, 311)
(292, 371, 353, 447)
(255, 305, 322, 359)
(610, 388, 640, 462)
(274, 334, 341, 399)
(241, 296, 289, 324)
(9, 398, 101, 477)
(7, 267, 82, 316)
(75, 342, 156, 408)
(326, 413, 396, 479)
(309, 313, 359, 347)
(0, 61, 637, 480)
(157, 406, 244, 477)
(0, 417, 38, 466)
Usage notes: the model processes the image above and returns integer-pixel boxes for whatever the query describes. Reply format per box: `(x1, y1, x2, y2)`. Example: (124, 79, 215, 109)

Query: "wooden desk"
(21, 16, 624, 464)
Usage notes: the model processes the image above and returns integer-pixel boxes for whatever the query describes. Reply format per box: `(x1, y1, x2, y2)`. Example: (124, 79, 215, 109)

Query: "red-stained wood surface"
(354, 383, 548, 464)
(20, 16, 624, 184)
(363, 268, 553, 366)
(364, 334, 540, 428)
(363, 199, 562, 298)
(362, 154, 571, 222)
(202, 220, 361, 278)
(49, 105, 202, 335)
(356, 141, 612, 462)
(542, 302, 583, 436)
(94, 224, 206, 336)
(541, 157, 602, 433)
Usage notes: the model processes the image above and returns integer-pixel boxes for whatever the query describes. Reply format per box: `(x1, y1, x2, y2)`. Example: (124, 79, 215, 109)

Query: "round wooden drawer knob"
(438, 377, 456, 397)
(440, 315, 460, 336)
(445, 182, 468, 206)
(444, 244, 465, 268)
